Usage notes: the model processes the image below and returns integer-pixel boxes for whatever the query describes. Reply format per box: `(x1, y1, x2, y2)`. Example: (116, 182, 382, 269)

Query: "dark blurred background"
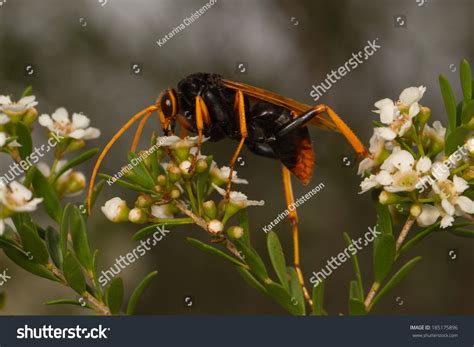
(0, 0, 472, 315)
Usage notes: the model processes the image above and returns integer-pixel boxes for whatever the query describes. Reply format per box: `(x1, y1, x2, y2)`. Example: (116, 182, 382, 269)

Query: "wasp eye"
(160, 89, 177, 118)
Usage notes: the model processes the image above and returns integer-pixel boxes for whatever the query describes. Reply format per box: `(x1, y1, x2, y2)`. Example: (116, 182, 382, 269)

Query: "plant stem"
(364, 216, 416, 312)
(395, 216, 416, 252)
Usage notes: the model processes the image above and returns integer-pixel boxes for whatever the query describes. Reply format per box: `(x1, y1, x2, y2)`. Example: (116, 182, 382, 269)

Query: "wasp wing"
(222, 79, 338, 131)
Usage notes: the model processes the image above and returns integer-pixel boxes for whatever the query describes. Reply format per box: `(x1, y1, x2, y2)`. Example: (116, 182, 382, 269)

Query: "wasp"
(88, 73, 367, 305)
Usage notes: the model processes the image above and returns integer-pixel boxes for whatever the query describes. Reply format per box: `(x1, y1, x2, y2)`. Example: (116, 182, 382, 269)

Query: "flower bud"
(128, 208, 147, 224)
(195, 159, 208, 173)
(202, 200, 217, 219)
(156, 174, 167, 186)
(462, 166, 474, 181)
(153, 185, 164, 194)
(167, 164, 181, 182)
(227, 226, 244, 239)
(66, 139, 85, 152)
(410, 204, 422, 218)
(179, 160, 193, 178)
(64, 172, 86, 195)
(101, 197, 130, 222)
(169, 187, 181, 199)
(208, 219, 224, 235)
(135, 194, 153, 208)
(416, 106, 431, 128)
(23, 108, 38, 125)
(378, 191, 400, 205)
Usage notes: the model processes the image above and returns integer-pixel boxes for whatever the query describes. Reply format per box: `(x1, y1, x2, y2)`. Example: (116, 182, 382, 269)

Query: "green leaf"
(63, 252, 86, 294)
(187, 237, 247, 268)
(23, 166, 36, 188)
(126, 271, 158, 315)
(16, 223, 49, 265)
(265, 281, 303, 315)
(267, 231, 288, 291)
(70, 206, 92, 270)
(45, 226, 63, 269)
(83, 179, 105, 216)
(343, 232, 364, 297)
(348, 280, 366, 315)
(235, 239, 269, 281)
(287, 267, 305, 315)
(348, 298, 367, 316)
(53, 148, 99, 183)
(32, 169, 63, 222)
(373, 193, 392, 235)
(461, 100, 474, 124)
(373, 234, 396, 283)
(238, 209, 251, 246)
(45, 299, 92, 310)
(445, 124, 474, 155)
(447, 228, 474, 238)
(60, 203, 73, 255)
(99, 174, 155, 194)
(439, 74, 458, 135)
(149, 132, 161, 179)
(460, 59, 472, 101)
(21, 86, 33, 97)
(105, 277, 124, 314)
(311, 280, 325, 315)
(15, 122, 33, 160)
(0, 238, 59, 282)
(196, 155, 214, 211)
(370, 256, 422, 310)
(132, 219, 193, 240)
(235, 266, 267, 296)
(127, 151, 155, 189)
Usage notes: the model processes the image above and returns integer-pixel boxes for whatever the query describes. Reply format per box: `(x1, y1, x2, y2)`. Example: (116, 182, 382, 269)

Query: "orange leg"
(87, 105, 158, 214)
(192, 95, 211, 164)
(225, 91, 248, 196)
(320, 104, 367, 159)
(282, 166, 313, 307)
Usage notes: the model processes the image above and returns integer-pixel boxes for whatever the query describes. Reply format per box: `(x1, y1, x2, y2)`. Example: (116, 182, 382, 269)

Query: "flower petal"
(72, 112, 90, 129)
(456, 196, 474, 214)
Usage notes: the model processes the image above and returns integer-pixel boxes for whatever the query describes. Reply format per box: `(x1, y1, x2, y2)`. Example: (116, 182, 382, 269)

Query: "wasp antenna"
(87, 105, 158, 215)
(131, 112, 153, 152)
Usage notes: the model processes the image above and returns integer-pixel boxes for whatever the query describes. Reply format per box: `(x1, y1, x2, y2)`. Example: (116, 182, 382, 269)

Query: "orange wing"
(222, 79, 338, 131)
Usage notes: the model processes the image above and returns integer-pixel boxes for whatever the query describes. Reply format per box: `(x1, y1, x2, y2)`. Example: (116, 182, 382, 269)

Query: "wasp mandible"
(88, 73, 367, 305)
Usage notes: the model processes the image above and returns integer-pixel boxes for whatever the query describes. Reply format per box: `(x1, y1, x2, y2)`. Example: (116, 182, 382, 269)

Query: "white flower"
(381, 149, 415, 173)
(37, 161, 85, 197)
(416, 157, 432, 174)
(101, 197, 130, 222)
(212, 183, 264, 208)
(211, 165, 248, 184)
(373, 98, 400, 125)
(433, 176, 474, 228)
(399, 86, 426, 112)
(358, 132, 389, 175)
(0, 181, 43, 212)
(0, 95, 38, 115)
(150, 204, 174, 219)
(424, 121, 446, 143)
(0, 132, 7, 147)
(416, 204, 441, 227)
(359, 171, 393, 193)
(39, 108, 100, 140)
(208, 219, 224, 235)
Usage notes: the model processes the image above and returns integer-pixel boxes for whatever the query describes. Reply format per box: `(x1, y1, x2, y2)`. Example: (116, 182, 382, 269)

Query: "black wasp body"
(169, 72, 312, 176)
